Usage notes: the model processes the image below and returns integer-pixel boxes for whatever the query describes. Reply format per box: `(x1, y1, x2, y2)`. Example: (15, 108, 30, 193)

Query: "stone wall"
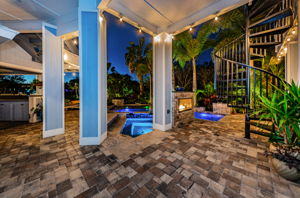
(172, 92, 194, 127)
(213, 103, 232, 115)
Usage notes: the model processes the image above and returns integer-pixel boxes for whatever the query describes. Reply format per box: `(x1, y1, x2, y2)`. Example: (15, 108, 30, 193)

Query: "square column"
(42, 23, 64, 138)
(79, 0, 107, 145)
(286, 43, 299, 84)
(153, 33, 173, 131)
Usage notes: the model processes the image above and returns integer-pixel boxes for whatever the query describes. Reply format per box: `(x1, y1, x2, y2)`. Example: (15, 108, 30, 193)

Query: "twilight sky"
(24, 12, 212, 83)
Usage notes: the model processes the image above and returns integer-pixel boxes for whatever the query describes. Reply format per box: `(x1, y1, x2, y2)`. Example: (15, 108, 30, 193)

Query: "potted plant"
(256, 81, 300, 181)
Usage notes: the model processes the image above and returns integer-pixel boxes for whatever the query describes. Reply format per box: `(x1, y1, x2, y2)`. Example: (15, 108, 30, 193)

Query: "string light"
(99, 16, 103, 22)
(284, 47, 287, 52)
(138, 27, 142, 33)
(214, 16, 219, 21)
(292, 30, 296, 34)
(189, 27, 193, 32)
(64, 54, 68, 61)
(73, 39, 77, 45)
(119, 17, 123, 22)
(287, 38, 291, 41)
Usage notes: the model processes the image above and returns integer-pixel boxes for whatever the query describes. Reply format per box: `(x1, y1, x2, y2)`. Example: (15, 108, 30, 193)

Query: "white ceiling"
(0, 0, 77, 22)
(101, 0, 249, 34)
(0, 0, 248, 35)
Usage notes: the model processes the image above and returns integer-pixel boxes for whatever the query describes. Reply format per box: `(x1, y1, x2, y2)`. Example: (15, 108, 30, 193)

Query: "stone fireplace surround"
(172, 91, 194, 127)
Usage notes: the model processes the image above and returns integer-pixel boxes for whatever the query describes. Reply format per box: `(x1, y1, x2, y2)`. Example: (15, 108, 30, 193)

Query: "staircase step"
(249, 130, 272, 137)
(250, 42, 281, 47)
(249, 8, 292, 28)
(250, 121, 273, 131)
(250, 25, 291, 37)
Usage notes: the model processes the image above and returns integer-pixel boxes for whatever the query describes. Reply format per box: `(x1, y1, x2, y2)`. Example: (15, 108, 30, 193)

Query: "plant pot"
(271, 157, 300, 181)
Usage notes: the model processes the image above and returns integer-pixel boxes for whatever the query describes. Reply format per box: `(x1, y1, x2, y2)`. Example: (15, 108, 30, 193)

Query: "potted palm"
(256, 81, 300, 181)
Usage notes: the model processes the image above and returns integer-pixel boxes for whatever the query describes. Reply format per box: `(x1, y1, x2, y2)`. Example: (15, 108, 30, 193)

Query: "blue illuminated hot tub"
(194, 112, 224, 121)
(121, 114, 153, 137)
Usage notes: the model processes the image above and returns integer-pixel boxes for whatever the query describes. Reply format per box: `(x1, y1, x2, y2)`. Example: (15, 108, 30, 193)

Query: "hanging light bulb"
(138, 27, 142, 33)
(119, 17, 123, 22)
(214, 16, 219, 21)
(189, 27, 193, 32)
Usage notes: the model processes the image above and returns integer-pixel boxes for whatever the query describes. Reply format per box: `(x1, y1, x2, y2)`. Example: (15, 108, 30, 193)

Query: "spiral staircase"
(214, 0, 296, 139)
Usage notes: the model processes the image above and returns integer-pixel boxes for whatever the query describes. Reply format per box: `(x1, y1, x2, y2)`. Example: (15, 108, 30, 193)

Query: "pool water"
(194, 112, 224, 121)
(121, 118, 153, 137)
(115, 106, 149, 113)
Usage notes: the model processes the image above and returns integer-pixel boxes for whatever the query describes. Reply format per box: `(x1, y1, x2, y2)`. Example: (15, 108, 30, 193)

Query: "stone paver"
(0, 110, 299, 198)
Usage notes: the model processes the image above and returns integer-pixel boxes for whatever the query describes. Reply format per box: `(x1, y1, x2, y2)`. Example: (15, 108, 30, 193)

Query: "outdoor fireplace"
(178, 98, 193, 112)
(173, 92, 194, 127)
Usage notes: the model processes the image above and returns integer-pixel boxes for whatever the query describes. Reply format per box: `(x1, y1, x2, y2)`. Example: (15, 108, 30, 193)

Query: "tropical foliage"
(256, 81, 300, 145)
(195, 82, 217, 110)
(0, 75, 30, 94)
(65, 77, 79, 100)
(107, 62, 149, 104)
(125, 37, 152, 97)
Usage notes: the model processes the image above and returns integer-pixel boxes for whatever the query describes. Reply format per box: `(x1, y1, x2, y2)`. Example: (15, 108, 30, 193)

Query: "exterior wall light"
(99, 16, 103, 23)
(64, 54, 68, 61)
(154, 35, 161, 43)
(164, 34, 172, 43)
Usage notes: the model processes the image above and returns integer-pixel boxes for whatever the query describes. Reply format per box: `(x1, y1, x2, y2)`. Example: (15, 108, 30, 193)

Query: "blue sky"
(105, 12, 152, 81)
(25, 12, 212, 84)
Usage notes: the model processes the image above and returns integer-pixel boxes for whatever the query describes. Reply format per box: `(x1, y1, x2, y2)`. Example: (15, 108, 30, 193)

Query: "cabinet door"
(0, 103, 13, 121)
(13, 102, 29, 121)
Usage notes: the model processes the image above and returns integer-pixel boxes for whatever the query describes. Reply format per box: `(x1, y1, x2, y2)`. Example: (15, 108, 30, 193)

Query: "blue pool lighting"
(121, 115, 153, 137)
(194, 112, 224, 121)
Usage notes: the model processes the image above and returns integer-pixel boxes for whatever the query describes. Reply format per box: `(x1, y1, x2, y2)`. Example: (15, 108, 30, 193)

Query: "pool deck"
(0, 111, 299, 198)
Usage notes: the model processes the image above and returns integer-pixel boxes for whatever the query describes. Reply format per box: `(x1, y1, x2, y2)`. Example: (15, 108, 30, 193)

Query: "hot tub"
(194, 112, 224, 121)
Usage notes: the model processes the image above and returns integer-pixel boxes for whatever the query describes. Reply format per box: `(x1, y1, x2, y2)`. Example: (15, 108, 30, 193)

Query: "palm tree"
(173, 9, 245, 100)
(173, 22, 219, 94)
(125, 37, 152, 97)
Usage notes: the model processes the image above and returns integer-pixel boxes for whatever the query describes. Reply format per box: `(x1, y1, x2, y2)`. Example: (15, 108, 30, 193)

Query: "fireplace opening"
(178, 98, 193, 112)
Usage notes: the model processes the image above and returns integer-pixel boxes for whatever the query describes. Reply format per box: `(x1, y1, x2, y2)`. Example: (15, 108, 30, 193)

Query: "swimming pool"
(194, 112, 224, 121)
(115, 106, 150, 113)
(121, 114, 153, 137)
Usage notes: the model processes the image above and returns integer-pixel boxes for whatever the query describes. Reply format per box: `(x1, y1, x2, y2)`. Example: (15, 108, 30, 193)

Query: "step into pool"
(121, 116, 153, 137)
(194, 112, 224, 121)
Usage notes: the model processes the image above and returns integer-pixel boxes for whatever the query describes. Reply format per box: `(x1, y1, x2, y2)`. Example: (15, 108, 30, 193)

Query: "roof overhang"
(99, 0, 250, 35)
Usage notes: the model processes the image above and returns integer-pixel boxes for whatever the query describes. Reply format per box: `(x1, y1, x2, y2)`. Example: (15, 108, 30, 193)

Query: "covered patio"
(0, 111, 299, 197)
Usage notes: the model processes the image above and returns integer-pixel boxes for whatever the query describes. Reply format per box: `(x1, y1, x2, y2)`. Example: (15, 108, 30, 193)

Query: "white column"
(42, 23, 64, 138)
(297, 0, 300, 84)
(79, 0, 107, 145)
(153, 33, 173, 131)
(286, 43, 299, 84)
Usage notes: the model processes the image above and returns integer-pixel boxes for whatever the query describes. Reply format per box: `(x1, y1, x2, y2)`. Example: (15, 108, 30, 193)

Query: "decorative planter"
(271, 158, 300, 181)
(269, 144, 300, 181)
